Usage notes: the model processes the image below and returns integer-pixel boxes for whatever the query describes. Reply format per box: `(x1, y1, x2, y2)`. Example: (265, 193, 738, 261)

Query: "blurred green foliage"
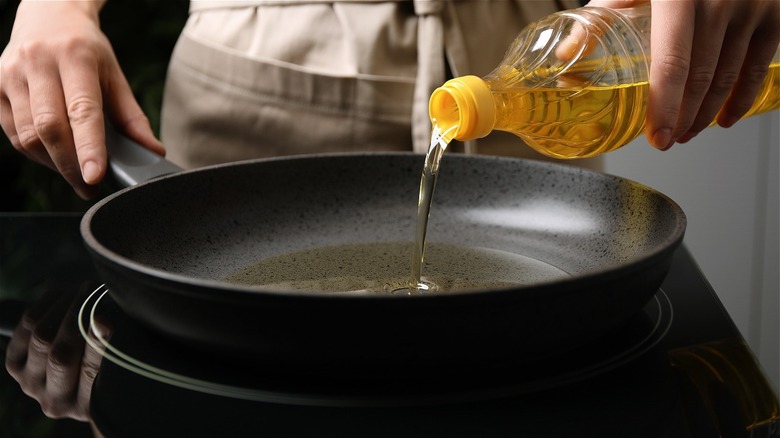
(0, 0, 188, 211)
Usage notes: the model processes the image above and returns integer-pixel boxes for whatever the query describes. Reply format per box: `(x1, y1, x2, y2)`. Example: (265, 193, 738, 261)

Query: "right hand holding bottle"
(0, 0, 164, 199)
(587, 0, 780, 151)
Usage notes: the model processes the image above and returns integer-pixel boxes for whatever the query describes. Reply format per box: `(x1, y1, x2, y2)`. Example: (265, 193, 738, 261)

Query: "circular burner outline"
(79, 285, 673, 407)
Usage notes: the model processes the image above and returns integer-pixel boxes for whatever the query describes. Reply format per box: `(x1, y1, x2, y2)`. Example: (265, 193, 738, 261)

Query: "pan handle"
(105, 122, 183, 188)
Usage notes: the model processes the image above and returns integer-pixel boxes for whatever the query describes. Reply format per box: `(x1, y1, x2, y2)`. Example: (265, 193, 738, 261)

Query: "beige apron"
(161, 0, 602, 170)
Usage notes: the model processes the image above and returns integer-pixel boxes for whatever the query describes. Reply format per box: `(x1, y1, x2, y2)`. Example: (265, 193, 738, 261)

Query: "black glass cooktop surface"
(1, 214, 778, 437)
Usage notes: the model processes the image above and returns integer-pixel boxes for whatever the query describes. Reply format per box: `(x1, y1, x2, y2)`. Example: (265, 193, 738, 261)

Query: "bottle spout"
(429, 75, 495, 142)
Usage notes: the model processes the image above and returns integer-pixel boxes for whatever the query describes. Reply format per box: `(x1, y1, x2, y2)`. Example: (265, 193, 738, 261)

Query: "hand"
(586, 0, 780, 150)
(0, 0, 165, 199)
(4, 282, 108, 422)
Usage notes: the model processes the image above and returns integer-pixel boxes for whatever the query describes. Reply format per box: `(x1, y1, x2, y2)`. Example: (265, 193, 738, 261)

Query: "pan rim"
(80, 152, 687, 301)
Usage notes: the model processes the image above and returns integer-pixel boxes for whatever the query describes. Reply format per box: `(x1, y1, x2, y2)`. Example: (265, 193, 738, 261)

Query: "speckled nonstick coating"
(81, 153, 686, 378)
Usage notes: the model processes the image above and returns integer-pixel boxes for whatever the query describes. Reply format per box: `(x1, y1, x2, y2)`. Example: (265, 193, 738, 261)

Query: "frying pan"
(81, 130, 686, 379)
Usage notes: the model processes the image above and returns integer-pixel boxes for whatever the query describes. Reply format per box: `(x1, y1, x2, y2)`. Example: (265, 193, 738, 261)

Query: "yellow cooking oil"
(430, 62, 780, 159)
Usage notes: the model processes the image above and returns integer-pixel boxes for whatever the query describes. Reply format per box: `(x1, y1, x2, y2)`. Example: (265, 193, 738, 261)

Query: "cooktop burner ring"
(79, 285, 673, 407)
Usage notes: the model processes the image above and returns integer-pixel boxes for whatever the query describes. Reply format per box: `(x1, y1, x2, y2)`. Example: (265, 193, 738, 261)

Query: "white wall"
(603, 111, 780, 392)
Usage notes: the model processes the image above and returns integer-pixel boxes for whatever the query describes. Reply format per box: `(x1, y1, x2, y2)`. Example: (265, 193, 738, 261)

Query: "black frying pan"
(81, 131, 686, 378)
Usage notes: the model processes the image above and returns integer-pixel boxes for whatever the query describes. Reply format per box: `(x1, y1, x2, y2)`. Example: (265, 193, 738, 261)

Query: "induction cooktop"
(1, 214, 778, 437)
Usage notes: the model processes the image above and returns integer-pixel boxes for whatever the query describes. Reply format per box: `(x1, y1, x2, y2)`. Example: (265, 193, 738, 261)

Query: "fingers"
(5, 286, 71, 399)
(717, 26, 780, 127)
(25, 46, 90, 186)
(44, 283, 101, 421)
(648, 0, 780, 149)
(646, 0, 696, 150)
(678, 2, 778, 142)
(671, 3, 730, 143)
(1, 44, 102, 199)
(4, 283, 100, 422)
(556, 0, 647, 62)
(555, 18, 592, 62)
(0, 0, 162, 198)
(21, 45, 163, 191)
(0, 59, 58, 171)
(4, 309, 33, 378)
(59, 45, 106, 186)
(102, 54, 166, 157)
(77, 317, 112, 420)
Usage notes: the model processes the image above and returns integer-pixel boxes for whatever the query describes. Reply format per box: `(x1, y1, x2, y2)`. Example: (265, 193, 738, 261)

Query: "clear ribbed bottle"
(429, 4, 780, 159)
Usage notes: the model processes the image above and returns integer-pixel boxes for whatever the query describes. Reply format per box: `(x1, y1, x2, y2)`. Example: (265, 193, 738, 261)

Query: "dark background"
(0, 0, 188, 212)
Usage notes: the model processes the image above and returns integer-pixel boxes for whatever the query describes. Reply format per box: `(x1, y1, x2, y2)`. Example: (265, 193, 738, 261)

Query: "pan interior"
(224, 241, 571, 294)
(86, 153, 685, 292)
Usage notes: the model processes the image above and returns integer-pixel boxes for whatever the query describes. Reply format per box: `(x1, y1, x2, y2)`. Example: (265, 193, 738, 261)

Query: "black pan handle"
(105, 122, 183, 188)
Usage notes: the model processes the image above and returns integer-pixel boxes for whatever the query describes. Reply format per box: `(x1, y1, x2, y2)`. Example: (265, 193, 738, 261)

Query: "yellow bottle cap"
(429, 75, 495, 141)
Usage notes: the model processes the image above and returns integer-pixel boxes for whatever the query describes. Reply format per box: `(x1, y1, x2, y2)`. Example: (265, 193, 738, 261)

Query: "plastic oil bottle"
(428, 4, 780, 159)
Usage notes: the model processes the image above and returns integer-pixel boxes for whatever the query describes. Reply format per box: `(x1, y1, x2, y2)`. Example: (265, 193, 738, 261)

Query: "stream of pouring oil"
(403, 122, 457, 293)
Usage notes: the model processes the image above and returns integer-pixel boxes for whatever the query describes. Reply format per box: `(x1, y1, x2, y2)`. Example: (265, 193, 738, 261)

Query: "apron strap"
(412, 0, 446, 154)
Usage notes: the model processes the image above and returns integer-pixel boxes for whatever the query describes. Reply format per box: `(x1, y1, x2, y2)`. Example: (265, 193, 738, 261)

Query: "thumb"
(556, 0, 649, 61)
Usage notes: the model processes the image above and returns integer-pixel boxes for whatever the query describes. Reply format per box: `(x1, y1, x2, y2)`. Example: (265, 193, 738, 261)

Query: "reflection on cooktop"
(80, 285, 673, 406)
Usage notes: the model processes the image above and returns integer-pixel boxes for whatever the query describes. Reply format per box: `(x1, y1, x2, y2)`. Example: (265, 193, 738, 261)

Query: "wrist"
(20, 0, 107, 18)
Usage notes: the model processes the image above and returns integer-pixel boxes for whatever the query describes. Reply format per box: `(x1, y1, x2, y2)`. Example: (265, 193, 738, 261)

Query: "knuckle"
(29, 332, 53, 356)
(33, 112, 65, 143)
(47, 344, 80, 374)
(67, 96, 101, 126)
(16, 126, 41, 152)
(685, 69, 716, 96)
(20, 313, 38, 331)
(60, 36, 107, 65)
(60, 36, 94, 55)
(80, 361, 100, 383)
(743, 63, 771, 85)
(0, 54, 21, 76)
(19, 35, 98, 62)
(708, 71, 740, 96)
(16, 40, 45, 61)
(73, 140, 102, 161)
(657, 52, 691, 83)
